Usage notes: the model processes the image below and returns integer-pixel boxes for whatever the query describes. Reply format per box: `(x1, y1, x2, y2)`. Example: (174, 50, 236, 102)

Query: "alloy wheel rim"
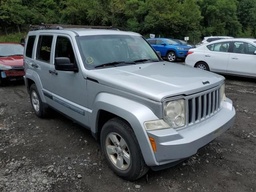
(31, 91, 40, 112)
(198, 64, 207, 70)
(105, 132, 131, 171)
(168, 53, 175, 61)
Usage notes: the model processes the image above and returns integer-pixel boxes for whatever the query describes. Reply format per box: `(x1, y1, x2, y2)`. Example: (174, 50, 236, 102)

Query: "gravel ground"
(0, 76, 255, 192)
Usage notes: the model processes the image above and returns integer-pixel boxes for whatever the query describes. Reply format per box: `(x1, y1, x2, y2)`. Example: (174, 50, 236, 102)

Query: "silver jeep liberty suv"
(24, 24, 235, 181)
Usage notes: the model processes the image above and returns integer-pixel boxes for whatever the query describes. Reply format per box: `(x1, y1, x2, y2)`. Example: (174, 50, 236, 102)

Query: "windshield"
(0, 44, 24, 57)
(77, 35, 159, 69)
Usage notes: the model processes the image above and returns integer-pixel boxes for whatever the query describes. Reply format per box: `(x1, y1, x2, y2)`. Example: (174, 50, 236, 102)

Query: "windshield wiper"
(95, 61, 135, 69)
(133, 59, 159, 63)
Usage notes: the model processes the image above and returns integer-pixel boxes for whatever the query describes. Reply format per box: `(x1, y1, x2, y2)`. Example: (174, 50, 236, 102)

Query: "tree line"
(0, 0, 256, 43)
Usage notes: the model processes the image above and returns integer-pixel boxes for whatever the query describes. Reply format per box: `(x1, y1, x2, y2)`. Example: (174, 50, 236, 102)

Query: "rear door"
(227, 41, 256, 77)
(204, 41, 230, 73)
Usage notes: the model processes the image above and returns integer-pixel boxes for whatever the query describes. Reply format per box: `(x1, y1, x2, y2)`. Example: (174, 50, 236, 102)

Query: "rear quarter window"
(25, 36, 36, 58)
(147, 39, 156, 45)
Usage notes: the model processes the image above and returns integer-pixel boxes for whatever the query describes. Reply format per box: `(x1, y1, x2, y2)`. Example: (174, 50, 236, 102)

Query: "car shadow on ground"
(0, 80, 25, 87)
(224, 75, 255, 83)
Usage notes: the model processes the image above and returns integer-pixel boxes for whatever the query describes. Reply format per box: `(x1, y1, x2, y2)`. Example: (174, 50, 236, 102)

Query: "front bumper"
(147, 98, 235, 166)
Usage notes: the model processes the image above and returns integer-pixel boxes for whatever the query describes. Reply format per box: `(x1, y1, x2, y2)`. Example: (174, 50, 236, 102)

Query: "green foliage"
(0, 0, 255, 41)
(0, 33, 26, 42)
(199, 0, 241, 37)
(237, 0, 256, 37)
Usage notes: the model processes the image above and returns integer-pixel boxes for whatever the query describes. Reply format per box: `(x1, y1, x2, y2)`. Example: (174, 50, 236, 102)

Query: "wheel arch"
(91, 93, 159, 166)
(24, 69, 46, 103)
(166, 49, 176, 56)
(194, 61, 210, 71)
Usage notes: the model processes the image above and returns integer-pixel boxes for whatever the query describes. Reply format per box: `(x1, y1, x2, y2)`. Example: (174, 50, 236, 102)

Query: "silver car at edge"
(185, 38, 256, 78)
(23, 26, 236, 181)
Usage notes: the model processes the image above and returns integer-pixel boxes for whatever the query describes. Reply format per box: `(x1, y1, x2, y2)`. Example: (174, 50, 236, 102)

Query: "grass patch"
(0, 33, 27, 43)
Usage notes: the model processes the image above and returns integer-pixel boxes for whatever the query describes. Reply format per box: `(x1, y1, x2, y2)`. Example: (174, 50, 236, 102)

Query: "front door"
(227, 41, 256, 77)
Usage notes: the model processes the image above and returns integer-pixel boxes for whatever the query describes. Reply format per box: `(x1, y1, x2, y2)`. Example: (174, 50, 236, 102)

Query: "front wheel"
(195, 62, 209, 71)
(166, 51, 177, 62)
(100, 118, 148, 181)
(29, 84, 48, 118)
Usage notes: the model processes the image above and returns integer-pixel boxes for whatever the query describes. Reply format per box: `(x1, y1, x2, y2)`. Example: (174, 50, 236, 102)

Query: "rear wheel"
(100, 118, 148, 181)
(166, 51, 177, 62)
(195, 62, 209, 71)
(29, 84, 48, 118)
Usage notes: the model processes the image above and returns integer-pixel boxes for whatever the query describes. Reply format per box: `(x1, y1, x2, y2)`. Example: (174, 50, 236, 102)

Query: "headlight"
(164, 99, 185, 128)
(0, 64, 12, 70)
(220, 83, 226, 102)
(144, 99, 186, 131)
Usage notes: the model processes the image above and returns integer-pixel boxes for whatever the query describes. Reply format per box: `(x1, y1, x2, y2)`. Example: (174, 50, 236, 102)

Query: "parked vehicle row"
(146, 38, 192, 62)
(185, 38, 256, 78)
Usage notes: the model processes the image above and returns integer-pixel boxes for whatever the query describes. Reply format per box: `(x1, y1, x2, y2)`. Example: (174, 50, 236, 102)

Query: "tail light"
(187, 51, 194, 55)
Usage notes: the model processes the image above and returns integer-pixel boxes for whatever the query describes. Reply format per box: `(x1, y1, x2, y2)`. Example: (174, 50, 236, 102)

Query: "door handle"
(205, 55, 210, 57)
(49, 70, 58, 75)
(231, 58, 238, 60)
(31, 63, 39, 68)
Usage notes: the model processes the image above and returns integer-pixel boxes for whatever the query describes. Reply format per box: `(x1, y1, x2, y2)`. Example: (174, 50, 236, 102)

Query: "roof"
(27, 24, 141, 37)
(28, 28, 141, 37)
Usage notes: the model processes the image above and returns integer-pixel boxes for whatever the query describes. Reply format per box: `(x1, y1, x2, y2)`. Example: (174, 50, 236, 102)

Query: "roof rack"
(29, 24, 118, 31)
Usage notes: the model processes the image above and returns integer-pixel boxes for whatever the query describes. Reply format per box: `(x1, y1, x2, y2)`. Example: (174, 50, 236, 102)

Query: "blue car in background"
(147, 38, 191, 62)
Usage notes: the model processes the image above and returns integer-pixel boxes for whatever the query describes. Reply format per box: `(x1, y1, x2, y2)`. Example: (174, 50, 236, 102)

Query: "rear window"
(147, 39, 156, 44)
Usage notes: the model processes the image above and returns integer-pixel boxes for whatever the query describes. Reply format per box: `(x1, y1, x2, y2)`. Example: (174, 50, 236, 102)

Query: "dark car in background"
(0, 43, 24, 85)
(147, 38, 191, 62)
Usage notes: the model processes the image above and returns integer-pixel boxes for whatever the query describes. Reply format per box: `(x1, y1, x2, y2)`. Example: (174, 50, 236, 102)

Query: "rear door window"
(36, 35, 53, 63)
(207, 42, 230, 52)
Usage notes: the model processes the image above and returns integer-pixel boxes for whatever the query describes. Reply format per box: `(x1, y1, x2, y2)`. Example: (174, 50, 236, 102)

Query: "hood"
(0, 55, 24, 67)
(87, 61, 224, 101)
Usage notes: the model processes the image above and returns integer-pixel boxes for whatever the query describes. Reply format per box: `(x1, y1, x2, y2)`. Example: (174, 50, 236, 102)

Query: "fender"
(90, 92, 160, 166)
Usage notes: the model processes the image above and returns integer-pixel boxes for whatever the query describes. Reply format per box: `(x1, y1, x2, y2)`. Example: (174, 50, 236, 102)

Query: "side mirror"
(55, 57, 78, 72)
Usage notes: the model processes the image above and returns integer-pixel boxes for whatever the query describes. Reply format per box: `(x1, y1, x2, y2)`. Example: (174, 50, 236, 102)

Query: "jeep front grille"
(186, 87, 220, 125)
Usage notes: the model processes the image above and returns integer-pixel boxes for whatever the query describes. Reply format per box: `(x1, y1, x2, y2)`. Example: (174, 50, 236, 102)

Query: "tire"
(166, 51, 177, 62)
(29, 84, 48, 118)
(0, 77, 3, 86)
(195, 62, 210, 71)
(100, 118, 149, 181)
(0, 73, 6, 86)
